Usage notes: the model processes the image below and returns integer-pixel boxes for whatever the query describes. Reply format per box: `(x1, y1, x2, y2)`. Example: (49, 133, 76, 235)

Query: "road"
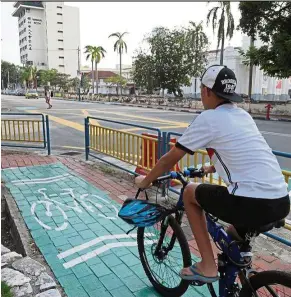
(2, 95, 291, 170)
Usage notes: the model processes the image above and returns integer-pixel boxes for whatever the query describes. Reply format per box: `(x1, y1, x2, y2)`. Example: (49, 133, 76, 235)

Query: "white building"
(182, 36, 290, 101)
(12, 1, 80, 78)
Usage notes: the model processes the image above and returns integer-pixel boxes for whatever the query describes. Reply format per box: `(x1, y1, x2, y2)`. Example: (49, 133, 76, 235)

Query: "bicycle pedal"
(190, 280, 205, 286)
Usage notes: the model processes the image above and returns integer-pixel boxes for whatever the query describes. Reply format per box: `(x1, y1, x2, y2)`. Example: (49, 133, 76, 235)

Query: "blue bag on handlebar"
(118, 198, 168, 227)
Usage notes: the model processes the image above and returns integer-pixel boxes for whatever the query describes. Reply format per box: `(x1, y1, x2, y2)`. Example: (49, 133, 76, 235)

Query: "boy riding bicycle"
(135, 65, 290, 283)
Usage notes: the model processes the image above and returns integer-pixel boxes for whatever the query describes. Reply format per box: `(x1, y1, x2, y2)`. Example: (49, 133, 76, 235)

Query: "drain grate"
(60, 151, 82, 156)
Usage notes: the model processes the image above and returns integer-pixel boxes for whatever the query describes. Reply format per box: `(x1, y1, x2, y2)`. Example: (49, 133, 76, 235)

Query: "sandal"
(179, 264, 219, 283)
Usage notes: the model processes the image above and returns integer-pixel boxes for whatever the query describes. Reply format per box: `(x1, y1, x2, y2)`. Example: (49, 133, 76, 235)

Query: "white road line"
(63, 240, 156, 269)
(57, 233, 154, 259)
(261, 131, 291, 138)
(12, 176, 69, 186)
(11, 174, 70, 184)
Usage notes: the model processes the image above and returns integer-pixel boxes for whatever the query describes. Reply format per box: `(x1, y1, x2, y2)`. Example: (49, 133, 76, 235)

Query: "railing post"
(45, 115, 51, 155)
(85, 117, 89, 161)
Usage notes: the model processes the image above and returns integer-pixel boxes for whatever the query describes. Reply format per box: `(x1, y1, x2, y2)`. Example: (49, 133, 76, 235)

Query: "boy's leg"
(181, 182, 217, 277)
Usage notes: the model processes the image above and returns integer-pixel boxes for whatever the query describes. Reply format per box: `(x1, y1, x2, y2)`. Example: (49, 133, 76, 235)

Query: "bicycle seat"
(233, 219, 285, 241)
(252, 219, 285, 234)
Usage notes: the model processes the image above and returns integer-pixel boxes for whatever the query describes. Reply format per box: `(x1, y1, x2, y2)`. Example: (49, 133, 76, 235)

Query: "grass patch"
(1, 281, 13, 297)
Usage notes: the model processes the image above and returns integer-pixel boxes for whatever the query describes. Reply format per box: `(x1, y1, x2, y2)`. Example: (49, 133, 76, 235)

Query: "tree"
(104, 75, 127, 95)
(39, 68, 58, 88)
(187, 21, 209, 96)
(1, 60, 22, 89)
(206, 1, 235, 65)
(20, 66, 37, 88)
(238, 2, 291, 78)
(132, 52, 157, 94)
(91, 46, 106, 94)
(81, 74, 91, 94)
(84, 45, 95, 93)
(69, 77, 81, 92)
(108, 32, 128, 94)
(132, 24, 208, 97)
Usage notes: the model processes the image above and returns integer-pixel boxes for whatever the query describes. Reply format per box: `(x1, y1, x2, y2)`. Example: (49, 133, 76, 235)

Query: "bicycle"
(119, 168, 291, 297)
(31, 188, 119, 231)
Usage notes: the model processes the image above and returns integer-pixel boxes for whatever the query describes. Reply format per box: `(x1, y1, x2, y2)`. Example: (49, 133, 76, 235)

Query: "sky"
(1, 2, 244, 69)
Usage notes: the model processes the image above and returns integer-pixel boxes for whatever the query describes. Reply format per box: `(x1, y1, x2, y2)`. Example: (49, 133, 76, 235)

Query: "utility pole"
(77, 46, 81, 101)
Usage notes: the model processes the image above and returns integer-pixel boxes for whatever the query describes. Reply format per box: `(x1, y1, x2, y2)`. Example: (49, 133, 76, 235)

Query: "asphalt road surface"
(2, 95, 291, 170)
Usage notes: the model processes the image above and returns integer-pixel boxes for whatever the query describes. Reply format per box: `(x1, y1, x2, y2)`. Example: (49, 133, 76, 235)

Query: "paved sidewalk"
(1, 152, 291, 297)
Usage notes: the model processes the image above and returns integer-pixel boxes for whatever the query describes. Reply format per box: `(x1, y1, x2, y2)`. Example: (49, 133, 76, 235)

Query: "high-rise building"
(12, 1, 80, 78)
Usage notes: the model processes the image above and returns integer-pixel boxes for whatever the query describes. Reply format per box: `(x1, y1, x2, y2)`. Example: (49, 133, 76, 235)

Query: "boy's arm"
(136, 147, 186, 189)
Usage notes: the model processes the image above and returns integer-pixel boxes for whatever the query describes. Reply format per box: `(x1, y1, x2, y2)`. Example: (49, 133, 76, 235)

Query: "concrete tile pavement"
(1, 151, 291, 297)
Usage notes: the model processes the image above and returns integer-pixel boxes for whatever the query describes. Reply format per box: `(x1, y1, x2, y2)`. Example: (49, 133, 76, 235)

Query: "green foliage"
(207, 1, 234, 64)
(238, 2, 291, 78)
(1, 60, 22, 88)
(132, 22, 208, 97)
(84, 45, 106, 94)
(108, 32, 128, 55)
(1, 281, 13, 297)
(81, 74, 91, 93)
(105, 75, 127, 95)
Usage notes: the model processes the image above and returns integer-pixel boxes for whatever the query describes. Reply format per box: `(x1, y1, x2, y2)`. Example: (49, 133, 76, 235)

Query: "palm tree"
(206, 2, 234, 65)
(91, 46, 106, 95)
(21, 66, 37, 89)
(84, 45, 95, 94)
(188, 21, 208, 97)
(108, 32, 128, 94)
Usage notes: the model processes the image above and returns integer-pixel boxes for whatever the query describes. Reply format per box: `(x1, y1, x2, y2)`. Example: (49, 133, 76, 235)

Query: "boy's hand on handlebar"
(135, 175, 151, 189)
(201, 165, 216, 175)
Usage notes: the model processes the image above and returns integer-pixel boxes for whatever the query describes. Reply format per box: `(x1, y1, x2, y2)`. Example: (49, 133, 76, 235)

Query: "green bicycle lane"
(2, 163, 217, 297)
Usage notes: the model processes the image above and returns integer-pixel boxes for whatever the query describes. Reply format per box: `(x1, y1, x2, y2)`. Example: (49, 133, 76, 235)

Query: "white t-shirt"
(177, 103, 288, 199)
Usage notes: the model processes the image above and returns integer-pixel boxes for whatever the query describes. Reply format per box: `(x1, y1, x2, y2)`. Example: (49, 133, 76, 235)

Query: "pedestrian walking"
(45, 87, 52, 109)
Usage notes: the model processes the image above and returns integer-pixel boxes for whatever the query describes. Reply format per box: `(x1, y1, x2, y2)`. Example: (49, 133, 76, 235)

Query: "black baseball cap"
(200, 65, 243, 103)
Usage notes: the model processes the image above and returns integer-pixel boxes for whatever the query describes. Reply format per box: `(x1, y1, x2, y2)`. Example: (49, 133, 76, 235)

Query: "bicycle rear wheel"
(137, 215, 192, 297)
(240, 270, 291, 297)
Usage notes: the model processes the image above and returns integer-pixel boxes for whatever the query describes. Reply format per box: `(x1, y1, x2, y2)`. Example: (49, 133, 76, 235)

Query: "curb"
(2, 185, 67, 297)
(53, 97, 291, 122)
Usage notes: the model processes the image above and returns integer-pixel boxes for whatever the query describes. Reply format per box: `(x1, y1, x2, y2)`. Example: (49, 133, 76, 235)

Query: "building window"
(59, 65, 65, 67)
(41, 63, 45, 66)
(57, 13, 62, 16)
(57, 6, 62, 8)
(58, 39, 64, 42)
(57, 22, 63, 24)
(57, 30, 63, 33)
(59, 56, 64, 59)
(58, 48, 64, 50)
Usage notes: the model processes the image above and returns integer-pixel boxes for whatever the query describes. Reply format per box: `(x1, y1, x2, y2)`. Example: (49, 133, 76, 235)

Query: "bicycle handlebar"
(152, 167, 205, 187)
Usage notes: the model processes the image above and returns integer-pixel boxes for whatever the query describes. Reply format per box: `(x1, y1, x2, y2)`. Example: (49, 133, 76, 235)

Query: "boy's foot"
(180, 262, 218, 283)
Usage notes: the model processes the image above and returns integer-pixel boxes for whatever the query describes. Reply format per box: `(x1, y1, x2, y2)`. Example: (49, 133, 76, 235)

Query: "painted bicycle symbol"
(31, 188, 119, 231)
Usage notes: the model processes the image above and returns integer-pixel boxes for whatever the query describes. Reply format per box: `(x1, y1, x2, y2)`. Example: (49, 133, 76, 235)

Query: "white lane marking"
(58, 233, 154, 259)
(12, 176, 69, 186)
(63, 240, 156, 269)
(261, 131, 291, 138)
(11, 174, 70, 184)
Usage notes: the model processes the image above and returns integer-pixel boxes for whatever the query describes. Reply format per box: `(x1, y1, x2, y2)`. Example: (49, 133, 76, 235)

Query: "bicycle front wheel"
(137, 215, 191, 297)
(240, 270, 291, 297)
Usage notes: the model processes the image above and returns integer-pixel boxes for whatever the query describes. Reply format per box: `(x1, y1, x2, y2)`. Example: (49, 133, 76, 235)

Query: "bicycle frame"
(161, 179, 252, 297)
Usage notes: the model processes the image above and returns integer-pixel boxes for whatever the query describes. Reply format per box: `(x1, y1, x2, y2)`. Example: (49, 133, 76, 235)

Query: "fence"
(85, 117, 162, 175)
(1, 113, 51, 155)
(84, 118, 291, 246)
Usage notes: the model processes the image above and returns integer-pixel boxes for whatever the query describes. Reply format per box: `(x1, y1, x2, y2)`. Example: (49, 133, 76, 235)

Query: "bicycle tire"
(239, 270, 291, 297)
(137, 215, 192, 297)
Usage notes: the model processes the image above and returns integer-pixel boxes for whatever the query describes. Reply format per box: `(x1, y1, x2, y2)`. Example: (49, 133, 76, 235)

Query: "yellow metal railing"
(89, 124, 159, 171)
(1, 119, 44, 143)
